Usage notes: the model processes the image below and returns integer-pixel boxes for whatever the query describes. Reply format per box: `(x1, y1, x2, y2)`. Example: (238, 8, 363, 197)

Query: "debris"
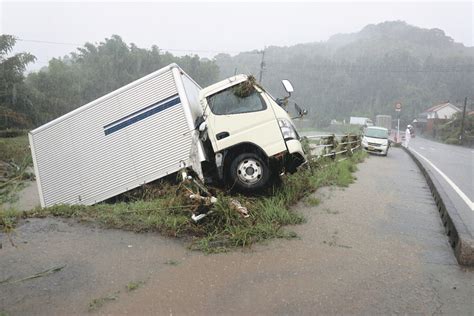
(179, 171, 218, 222)
(232, 76, 257, 98)
(2, 264, 66, 285)
(88, 293, 119, 311)
(163, 259, 180, 266)
(189, 193, 217, 204)
(191, 213, 210, 222)
(230, 199, 249, 218)
(0, 276, 12, 284)
(126, 280, 145, 292)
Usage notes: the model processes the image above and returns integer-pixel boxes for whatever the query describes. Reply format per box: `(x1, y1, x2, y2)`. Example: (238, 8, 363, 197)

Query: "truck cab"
(198, 75, 306, 191)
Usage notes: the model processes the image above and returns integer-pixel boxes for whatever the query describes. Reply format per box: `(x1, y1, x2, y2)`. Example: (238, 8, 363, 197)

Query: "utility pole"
(258, 48, 266, 83)
(459, 97, 467, 144)
(395, 103, 402, 143)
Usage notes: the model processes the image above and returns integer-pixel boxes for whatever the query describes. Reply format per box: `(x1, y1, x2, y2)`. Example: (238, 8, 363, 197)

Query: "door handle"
(216, 132, 230, 140)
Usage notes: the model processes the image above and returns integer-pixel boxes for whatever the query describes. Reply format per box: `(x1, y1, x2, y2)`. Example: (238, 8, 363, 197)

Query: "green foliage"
(0, 35, 37, 129)
(0, 135, 33, 204)
(88, 294, 118, 311)
(216, 21, 474, 127)
(305, 197, 320, 206)
(0, 129, 27, 138)
(0, 135, 31, 164)
(25, 35, 219, 127)
(232, 75, 257, 98)
(126, 280, 145, 292)
(434, 113, 474, 146)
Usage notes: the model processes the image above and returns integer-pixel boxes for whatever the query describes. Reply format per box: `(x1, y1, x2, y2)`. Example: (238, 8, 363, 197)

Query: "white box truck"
(349, 116, 373, 126)
(29, 64, 306, 207)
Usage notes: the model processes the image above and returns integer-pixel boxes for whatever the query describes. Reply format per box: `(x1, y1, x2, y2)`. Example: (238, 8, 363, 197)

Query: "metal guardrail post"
(305, 133, 362, 161)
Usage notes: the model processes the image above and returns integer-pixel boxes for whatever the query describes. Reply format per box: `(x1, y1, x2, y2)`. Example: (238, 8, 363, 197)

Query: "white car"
(361, 126, 390, 156)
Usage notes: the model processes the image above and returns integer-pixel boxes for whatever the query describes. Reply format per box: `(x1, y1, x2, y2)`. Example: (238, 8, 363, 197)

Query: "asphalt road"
(408, 136, 473, 237)
(1, 148, 473, 315)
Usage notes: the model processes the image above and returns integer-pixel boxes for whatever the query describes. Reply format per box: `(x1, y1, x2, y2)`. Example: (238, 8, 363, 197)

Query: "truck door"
(205, 85, 286, 157)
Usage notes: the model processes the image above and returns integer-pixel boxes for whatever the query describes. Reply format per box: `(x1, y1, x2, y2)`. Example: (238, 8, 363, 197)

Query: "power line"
(17, 38, 82, 46)
(16, 37, 257, 55)
(15, 38, 474, 73)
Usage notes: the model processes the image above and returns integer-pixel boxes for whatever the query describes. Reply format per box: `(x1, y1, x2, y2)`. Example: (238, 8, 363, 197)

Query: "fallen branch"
(2, 265, 66, 285)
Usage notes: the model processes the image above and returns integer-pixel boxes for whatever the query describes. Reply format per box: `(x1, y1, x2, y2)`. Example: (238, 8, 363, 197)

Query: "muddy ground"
(1, 148, 473, 315)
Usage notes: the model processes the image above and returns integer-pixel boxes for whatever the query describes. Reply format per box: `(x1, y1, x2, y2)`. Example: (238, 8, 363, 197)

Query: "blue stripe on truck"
(104, 94, 181, 135)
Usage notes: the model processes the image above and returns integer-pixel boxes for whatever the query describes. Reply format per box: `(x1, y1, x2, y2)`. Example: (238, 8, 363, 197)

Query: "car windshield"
(365, 128, 388, 139)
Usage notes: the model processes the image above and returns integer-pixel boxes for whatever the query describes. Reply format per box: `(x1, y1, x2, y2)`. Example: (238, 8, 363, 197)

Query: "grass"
(0, 135, 31, 164)
(88, 293, 119, 312)
(0, 135, 34, 204)
(126, 280, 145, 292)
(164, 259, 180, 266)
(0, 150, 367, 253)
(305, 197, 320, 206)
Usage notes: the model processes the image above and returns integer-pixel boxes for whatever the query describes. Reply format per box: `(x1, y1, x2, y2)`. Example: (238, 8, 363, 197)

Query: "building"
(417, 102, 461, 135)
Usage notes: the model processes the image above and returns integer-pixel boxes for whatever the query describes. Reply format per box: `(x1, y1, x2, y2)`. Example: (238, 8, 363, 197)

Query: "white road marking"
(411, 149, 474, 211)
(419, 146, 425, 150)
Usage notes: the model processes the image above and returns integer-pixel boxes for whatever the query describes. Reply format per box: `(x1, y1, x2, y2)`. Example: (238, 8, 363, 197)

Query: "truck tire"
(229, 153, 271, 192)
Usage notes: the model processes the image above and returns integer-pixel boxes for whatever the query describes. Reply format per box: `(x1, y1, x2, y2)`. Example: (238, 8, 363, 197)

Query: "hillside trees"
(0, 35, 36, 129)
(215, 21, 474, 127)
(25, 35, 219, 127)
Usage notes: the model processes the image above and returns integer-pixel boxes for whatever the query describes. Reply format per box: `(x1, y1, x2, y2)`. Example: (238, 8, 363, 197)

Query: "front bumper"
(286, 139, 306, 158)
(362, 144, 388, 155)
(284, 139, 307, 172)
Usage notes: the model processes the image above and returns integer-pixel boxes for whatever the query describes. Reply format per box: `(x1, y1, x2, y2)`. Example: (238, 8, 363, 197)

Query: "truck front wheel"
(229, 153, 271, 192)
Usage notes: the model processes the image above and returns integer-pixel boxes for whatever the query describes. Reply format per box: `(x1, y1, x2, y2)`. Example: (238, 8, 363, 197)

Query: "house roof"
(425, 102, 461, 113)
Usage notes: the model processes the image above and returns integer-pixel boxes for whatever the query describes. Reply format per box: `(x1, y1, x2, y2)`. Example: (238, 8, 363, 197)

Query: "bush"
(445, 137, 460, 145)
(0, 129, 28, 138)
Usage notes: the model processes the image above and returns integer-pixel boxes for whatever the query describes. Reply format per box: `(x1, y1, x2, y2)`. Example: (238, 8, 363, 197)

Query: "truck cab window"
(207, 86, 266, 115)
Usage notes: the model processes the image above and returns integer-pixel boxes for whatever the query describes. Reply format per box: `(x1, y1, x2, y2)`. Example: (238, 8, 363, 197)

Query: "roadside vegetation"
(0, 134, 34, 204)
(0, 147, 366, 252)
(433, 113, 474, 146)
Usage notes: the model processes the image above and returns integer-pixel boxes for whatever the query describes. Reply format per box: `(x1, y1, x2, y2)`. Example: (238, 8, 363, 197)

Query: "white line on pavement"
(411, 149, 474, 211)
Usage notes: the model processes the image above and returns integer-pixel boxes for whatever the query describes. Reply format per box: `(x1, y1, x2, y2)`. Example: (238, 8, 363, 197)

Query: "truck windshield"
(207, 84, 266, 115)
(365, 128, 388, 139)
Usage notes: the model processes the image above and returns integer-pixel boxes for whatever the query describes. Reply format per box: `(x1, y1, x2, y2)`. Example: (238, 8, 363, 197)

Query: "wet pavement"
(1, 147, 473, 315)
(409, 136, 473, 238)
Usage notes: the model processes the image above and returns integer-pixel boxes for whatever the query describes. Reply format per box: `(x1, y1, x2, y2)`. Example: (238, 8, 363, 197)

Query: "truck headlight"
(278, 119, 298, 140)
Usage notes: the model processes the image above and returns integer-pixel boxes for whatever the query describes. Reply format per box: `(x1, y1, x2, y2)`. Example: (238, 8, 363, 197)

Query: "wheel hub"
(237, 159, 262, 184)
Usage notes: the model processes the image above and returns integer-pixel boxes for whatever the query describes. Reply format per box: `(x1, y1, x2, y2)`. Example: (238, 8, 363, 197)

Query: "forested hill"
(215, 21, 474, 126)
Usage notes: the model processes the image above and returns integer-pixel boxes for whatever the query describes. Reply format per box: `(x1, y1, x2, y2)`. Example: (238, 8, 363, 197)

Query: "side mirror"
(281, 79, 294, 95)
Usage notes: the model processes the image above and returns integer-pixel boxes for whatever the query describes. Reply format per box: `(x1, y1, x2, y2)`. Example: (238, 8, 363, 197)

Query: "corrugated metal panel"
(31, 66, 198, 207)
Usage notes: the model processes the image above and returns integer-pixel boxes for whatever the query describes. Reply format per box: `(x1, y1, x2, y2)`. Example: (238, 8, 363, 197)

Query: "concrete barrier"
(403, 147, 474, 266)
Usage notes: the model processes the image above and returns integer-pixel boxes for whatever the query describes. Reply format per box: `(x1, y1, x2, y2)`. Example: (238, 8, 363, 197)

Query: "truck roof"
(200, 74, 248, 99)
(30, 63, 181, 134)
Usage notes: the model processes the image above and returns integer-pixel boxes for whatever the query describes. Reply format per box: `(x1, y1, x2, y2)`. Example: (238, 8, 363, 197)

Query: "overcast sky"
(1, 1, 472, 71)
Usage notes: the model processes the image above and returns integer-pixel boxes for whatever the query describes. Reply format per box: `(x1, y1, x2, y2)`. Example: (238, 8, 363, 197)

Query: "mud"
(1, 148, 473, 315)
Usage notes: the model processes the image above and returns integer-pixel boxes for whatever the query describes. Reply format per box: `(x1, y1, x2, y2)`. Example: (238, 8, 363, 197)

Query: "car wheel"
(229, 153, 271, 192)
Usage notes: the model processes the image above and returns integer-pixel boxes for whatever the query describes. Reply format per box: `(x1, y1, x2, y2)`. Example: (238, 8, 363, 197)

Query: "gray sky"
(1, 1, 472, 71)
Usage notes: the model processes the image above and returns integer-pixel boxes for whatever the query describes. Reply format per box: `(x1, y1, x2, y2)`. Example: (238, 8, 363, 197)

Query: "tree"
(0, 34, 36, 128)
(25, 35, 219, 127)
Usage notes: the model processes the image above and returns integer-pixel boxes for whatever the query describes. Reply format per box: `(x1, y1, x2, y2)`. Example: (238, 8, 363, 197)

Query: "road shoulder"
(404, 146, 474, 266)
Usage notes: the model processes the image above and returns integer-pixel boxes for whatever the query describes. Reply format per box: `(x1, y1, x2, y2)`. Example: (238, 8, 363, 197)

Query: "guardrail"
(303, 134, 361, 160)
